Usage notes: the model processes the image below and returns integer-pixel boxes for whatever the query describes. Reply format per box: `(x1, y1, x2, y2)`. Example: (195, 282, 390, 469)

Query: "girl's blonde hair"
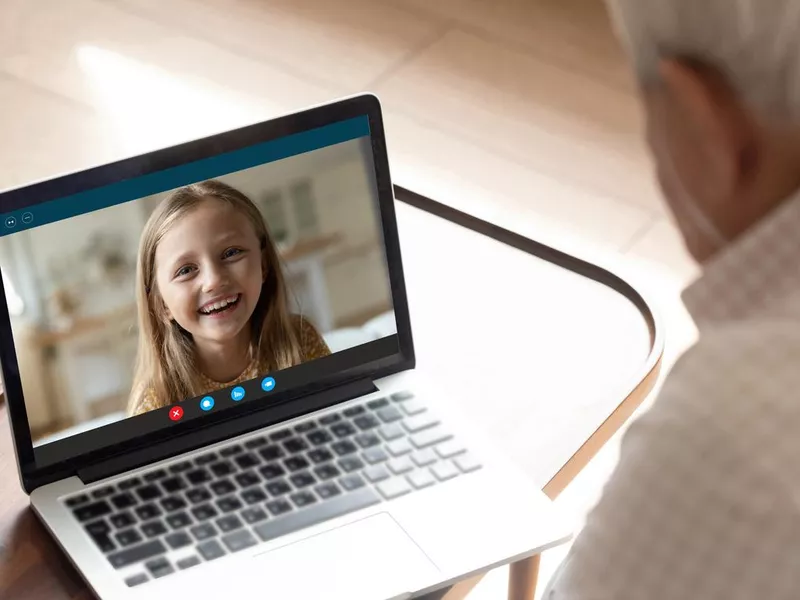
(128, 179, 302, 413)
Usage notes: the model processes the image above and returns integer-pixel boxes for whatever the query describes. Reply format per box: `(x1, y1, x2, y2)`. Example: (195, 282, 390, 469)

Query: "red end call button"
(169, 406, 184, 421)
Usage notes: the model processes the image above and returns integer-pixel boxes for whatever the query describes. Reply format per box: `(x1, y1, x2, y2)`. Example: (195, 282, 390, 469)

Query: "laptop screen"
(0, 115, 399, 467)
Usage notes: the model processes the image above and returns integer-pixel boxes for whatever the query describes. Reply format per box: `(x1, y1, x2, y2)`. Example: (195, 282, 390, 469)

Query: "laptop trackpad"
(251, 513, 439, 600)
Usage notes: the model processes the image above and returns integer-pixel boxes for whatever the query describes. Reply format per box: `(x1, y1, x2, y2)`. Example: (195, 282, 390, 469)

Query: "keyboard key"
(186, 469, 212, 486)
(86, 520, 116, 553)
(435, 440, 467, 459)
(339, 456, 364, 473)
(197, 539, 226, 561)
(331, 422, 356, 438)
(340, 474, 366, 491)
(343, 406, 365, 418)
(177, 555, 201, 570)
(241, 506, 269, 524)
(318, 413, 341, 425)
(308, 448, 334, 464)
(294, 421, 317, 433)
(266, 499, 293, 516)
(411, 428, 453, 449)
(108, 539, 166, 569)
(283, 437, 309, 453)
(186, 487, 212, 504)
(454, 453, 482, 473)
(376, 406, 403, 423)
(241, 487, 267, 505)
(195, 452, 218, 466)
(259, 464, 286, 480)
(135, 503, 162, 521)
(391, 391, 414, 402)
(290, 491, 317, 508)
(362, 447, 389, 465)
(73, 501, 112, 522)
(315, 482, 341, 500)
(354, 414, 380, 430)
(191, 504, 218, 522)
(387, 438, 413, 457)
(125, 573, 148, 587)
(411, 448, 438, 467)
(378, 423, 405, 441)
(166, 512, 192, 529)
(118, 478, 142, 491)
(289, 472, 316, 489)
(377, 478, 412, 500)
(432, 461, 460, 481)
(210, 479, 236, 496)
(216, 496, 243, 513)
(115, 528, 142, 547)
(234, 453, 260, 470)
(220, 444, 243, 457)
(403, 413, 441, 433)
(165, 531, 192, 549)
(190, 523, 218, 541)
(169, 461, 192, 474)
(307, 429, 333, 446)
(141, 520, 168, 538)
(367, 397, 389, 410)
(143, 469, 167, 482)
(354, 431, 381, 448)
(91, 486, 115, 499)
(266, 480, 291, 497)
(160, 496, 187, 513)
(222, 529, 257, 553)
(209, 461, 236, 477)
(109, 511, 136, 529)
(145, 556, 174, 579)
(401, 399, 427, 416)
(234, 470, 261, 488)
(244, 436, 268, 449)
(255, 488, 380, 543)
(364, 465, 390, 483)
(284, 456, 310, 472)
(331, 440, 358, 456)
(216, 514, 243, 533)
(388, 456, 414, 475)
(408, 469, 436, 490)
(65, 494, 89, 508)
(135, 485, 162, 502)
(314, 464, 341, 480)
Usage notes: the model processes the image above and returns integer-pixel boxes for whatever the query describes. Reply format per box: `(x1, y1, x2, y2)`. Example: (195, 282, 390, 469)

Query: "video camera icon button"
(200, 396, 215, 411)
(261, 377, 275, 393)
(231, 386, 245, 402)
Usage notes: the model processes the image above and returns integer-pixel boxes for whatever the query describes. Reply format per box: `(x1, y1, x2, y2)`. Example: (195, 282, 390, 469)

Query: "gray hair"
(606, 0, 800, 119)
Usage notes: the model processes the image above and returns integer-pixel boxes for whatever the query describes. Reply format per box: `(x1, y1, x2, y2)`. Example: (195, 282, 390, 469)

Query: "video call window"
(0, 134, 397, 448)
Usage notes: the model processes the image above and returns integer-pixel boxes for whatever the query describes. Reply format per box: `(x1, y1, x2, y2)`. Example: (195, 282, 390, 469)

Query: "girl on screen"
(127, 179, 331, 416)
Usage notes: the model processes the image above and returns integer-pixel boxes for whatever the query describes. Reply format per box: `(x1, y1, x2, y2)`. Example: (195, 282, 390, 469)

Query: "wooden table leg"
(507, 554, 541, 600)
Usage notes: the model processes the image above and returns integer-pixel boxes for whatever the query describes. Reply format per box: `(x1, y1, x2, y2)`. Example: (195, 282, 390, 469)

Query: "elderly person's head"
(607, 1, 800, 262)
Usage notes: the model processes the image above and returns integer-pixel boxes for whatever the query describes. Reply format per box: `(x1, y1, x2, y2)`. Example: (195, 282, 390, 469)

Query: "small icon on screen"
(21, 212, 33, 224)
(261, 377, 276, 392)
(5, 216, 16, 229)
(169, 406, 184, 421)
(200, 396, 215, 411)
(231, 386, 245, 402)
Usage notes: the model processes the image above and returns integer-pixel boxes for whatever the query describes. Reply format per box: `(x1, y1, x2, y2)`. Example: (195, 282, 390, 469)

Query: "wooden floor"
(0, 0, 700, 597)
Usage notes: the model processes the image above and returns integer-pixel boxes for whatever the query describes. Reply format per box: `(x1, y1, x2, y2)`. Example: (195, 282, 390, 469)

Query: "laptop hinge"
(77, 378, 378, 485)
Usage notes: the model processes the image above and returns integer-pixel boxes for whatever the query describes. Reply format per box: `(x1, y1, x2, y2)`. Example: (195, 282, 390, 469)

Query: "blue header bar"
(0, 116, 371, 236)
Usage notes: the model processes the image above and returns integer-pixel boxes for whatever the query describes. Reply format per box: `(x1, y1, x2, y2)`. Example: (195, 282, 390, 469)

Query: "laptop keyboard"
(62, 392, 482, 588)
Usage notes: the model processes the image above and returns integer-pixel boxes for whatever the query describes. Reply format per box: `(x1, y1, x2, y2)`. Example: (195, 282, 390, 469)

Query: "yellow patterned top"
(129, 316, 331, 417)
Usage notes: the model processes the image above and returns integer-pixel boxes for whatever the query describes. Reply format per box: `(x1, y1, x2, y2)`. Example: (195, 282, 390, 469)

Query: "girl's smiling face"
(154, 197, 265, 346)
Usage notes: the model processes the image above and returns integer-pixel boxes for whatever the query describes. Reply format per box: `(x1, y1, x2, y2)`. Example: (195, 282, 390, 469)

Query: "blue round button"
(231, 386, 245, 402)
(200, 396, 215, 411)
(261, 377, 276, 392)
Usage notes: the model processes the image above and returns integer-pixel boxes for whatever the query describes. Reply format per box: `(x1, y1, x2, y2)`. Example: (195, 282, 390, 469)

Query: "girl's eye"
(175, 265, 195, 278)
(222, 247, 243, 259)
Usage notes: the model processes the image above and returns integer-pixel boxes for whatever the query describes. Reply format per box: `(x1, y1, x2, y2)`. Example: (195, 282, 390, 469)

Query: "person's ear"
(657, 58, 756, 205)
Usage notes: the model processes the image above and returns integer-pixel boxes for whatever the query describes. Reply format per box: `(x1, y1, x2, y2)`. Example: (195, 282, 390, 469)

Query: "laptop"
(0, 94, 570, 599)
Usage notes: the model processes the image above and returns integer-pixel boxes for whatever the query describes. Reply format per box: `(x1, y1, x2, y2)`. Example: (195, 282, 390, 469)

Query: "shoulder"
(128, 385, 160, 417)
(290, 314, 331, 360)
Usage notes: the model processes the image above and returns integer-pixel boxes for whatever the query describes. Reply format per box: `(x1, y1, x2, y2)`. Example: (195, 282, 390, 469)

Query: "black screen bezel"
(0, 94, 415, 493)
